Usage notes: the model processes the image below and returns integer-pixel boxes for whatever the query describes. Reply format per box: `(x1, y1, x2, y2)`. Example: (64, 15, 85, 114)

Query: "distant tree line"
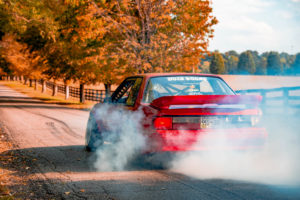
(206, 50, 300, 75)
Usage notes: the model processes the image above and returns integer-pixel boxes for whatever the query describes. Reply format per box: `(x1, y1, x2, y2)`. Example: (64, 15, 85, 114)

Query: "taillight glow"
(154, 117, 173, 130)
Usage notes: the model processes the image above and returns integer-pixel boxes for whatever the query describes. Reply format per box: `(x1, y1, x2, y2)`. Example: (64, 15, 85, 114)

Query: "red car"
(85, 73, 267, 152)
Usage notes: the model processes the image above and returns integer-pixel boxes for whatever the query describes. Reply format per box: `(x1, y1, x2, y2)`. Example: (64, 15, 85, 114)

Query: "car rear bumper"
(150, 127, 267, 152)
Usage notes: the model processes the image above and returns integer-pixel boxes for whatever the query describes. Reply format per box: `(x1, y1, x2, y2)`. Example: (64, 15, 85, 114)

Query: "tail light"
(153, 117, 172, 130)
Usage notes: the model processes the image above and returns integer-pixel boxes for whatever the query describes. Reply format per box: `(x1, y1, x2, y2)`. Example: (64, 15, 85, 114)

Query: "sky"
(209, 0, 300, 54)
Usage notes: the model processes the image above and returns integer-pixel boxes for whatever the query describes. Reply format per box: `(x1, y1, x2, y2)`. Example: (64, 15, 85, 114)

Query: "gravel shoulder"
(0, 121, 58, 199)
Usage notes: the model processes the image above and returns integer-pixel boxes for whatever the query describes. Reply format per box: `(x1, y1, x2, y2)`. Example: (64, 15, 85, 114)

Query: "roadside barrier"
(2, 76, 300, 105)
(36, 79, 109, 102)
(236, 86, 300, 108)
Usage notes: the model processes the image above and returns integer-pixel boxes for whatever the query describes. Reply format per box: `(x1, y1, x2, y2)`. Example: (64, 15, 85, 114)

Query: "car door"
(110, 77, 143, 110)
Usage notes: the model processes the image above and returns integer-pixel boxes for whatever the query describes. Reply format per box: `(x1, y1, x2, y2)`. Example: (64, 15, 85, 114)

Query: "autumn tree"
(0, 0, 57, 83)
(292, 53, 300, 75)
(0, 56, 10, 77)
(209, 51, 225, 74)
(255, 57, 267, 75)
(267, 51, 283, 75)
(1, 0, 218, 101)
(237, 51, 256, 74)
(0, 34, 42, 85)
(0, 1, 11, 40)
(249, 51, 260, 69)
(224, 51, 239, 74)
(47, 0, 218, 95)
(280, 52, 294, 74)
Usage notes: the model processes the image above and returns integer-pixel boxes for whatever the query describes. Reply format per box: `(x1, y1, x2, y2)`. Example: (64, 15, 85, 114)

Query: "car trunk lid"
(150, 95, 262, 111)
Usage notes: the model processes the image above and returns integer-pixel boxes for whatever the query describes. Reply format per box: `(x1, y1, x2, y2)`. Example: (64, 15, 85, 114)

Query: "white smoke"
(170, 107, 300, 186)
(89, 92, 300, 185)
(92, 104, 146, 171)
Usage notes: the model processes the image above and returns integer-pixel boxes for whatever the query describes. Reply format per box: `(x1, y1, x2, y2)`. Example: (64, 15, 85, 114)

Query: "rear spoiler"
(150, 95, 262, 110)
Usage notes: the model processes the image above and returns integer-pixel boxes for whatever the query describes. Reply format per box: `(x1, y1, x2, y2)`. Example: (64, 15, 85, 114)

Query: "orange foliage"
(1, 0, 217, 87)
(0, 34, 42, 79)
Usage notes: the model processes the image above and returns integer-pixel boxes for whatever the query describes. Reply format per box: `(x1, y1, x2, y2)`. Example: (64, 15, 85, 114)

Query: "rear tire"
(137, 153, 174, 169)
(85, 115, 103, 152)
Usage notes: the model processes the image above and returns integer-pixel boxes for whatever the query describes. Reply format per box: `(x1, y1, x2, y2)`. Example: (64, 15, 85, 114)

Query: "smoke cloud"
(92, 104, 146, 171)
(89, 88, 300, 186)
(170, 105, 300, 186)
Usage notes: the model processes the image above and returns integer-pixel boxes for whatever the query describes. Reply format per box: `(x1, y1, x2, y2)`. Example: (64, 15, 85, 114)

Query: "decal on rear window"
(143, 76, 235, 103)
(167, 77, 205, 81)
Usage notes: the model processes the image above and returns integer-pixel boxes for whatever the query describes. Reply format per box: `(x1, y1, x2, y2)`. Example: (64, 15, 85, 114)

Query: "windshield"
(143, 76, 235, 103)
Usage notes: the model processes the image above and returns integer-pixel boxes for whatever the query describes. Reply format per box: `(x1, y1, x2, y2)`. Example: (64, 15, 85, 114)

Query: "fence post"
(52, 83, 58, 96)
(42, 79, 46, 93)
(34, 79, 38, 90)
(283, 88, 289, 106)
(65, 85, 70, 100)
(80, 83, 85, 103)
(260, 90, 266, 107)
(104, 83, 111, 98)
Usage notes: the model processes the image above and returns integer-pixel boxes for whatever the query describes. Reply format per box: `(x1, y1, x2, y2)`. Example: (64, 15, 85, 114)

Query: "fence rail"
(236, 86, 300, 107)
(69, 86, 80, 98)
(2, 76, 300, 106)
(37, 80, 109, 102)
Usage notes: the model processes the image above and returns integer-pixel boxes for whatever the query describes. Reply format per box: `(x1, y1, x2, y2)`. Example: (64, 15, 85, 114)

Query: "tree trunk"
(34, 79, 38, 90)
(65, 85, 70, 100)
(7, 76, 10, 81)
(42, 80, 46, 93)
(24, 78, 28, 85)
(104, 83, 111, 98)
(29, 79, 33, 87)
(52, 83, 58, 96)
(20, 76, 24, 83)
(80, 83, 85, 103)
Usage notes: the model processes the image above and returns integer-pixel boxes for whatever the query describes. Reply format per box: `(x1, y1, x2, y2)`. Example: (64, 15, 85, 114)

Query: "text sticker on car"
(167, 76, 205, 81)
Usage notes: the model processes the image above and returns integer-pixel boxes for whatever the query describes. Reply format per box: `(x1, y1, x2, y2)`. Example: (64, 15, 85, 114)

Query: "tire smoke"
(92, 104, 146, 171)
(170, 107, 300, 185)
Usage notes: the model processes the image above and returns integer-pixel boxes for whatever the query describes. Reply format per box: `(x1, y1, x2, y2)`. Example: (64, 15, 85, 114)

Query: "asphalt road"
(0, 83, 300, 200)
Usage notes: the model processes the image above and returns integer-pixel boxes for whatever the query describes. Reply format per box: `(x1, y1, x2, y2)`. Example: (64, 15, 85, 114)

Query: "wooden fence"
(2, 76, 300, 106)
(33, 81, 300, 106)
(37, 79, 108, 102)
(236, 86, 300, 108)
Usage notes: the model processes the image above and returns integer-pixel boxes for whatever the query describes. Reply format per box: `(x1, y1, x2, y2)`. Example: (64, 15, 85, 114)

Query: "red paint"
(150, 95, 262, 110)
(94, 73, 268, 152)
(153, 117, 173, 130)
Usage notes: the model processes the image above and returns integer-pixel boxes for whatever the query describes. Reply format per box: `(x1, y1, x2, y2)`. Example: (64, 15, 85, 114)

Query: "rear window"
(143, 76, 235, 103)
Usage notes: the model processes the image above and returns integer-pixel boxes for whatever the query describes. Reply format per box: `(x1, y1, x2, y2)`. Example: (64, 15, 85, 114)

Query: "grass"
(1, 81, 95, 109)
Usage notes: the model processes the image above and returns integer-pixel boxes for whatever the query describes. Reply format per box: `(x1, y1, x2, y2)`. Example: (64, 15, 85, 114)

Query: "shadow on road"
(0, 96, 90, 110)
(1, 145, 300, 200)
(0, 145, 164, 175)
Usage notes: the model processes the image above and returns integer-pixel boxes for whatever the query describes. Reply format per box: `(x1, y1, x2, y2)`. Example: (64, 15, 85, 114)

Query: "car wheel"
(85, 115, 103, 152)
